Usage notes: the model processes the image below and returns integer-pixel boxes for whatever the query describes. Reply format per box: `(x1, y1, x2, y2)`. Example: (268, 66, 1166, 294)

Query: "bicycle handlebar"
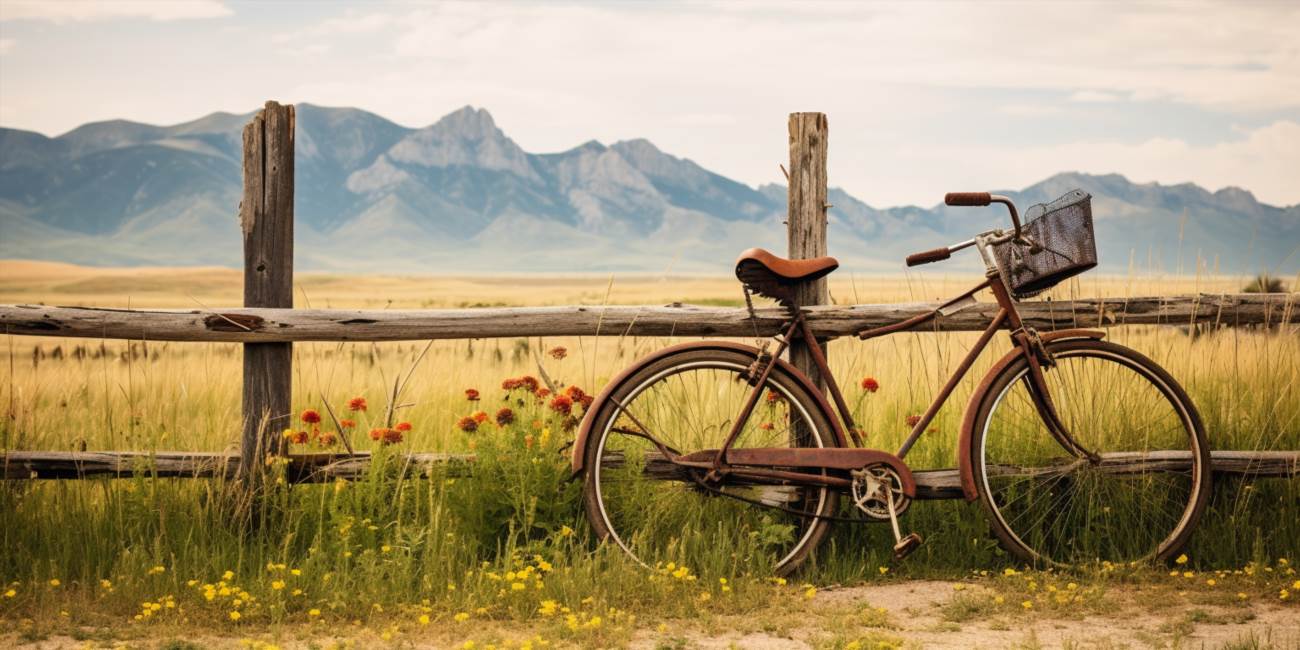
(905, 247, 952, 267)
(944, 192, 991, 207)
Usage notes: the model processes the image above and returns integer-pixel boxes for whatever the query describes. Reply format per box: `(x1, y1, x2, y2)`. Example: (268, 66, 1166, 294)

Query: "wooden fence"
(2, 101, 1297, 489)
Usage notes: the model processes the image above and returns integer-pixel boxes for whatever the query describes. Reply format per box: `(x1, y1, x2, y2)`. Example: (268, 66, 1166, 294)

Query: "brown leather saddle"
(734, 248, 838, 308)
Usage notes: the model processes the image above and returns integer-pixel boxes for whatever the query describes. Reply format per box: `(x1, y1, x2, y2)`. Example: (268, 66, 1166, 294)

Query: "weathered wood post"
(786, 112, 830, 391)
(238, 101, 295, 483)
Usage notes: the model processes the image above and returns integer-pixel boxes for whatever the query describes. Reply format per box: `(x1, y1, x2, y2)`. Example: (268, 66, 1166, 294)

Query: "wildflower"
(1206, 579, 1216, 586)
(465, 388, 481, 401)
(456, 417, 478, 433)
(369, 427, 387, 441)
(101, 579, 113, 589)
(339, 418, 355, 429)
(1067, 583, 1078, 591)
(804, 585, 817, 599)
(524, 434, 535, 449)
(348, 397, 368, 412)
(3, 589, 14, 598)
(381, 429, 403, 445)
(559, 525, 574, 537)
(549, 394, 574, 415)
(229, 611, 241, 621)
(48, 579, 60, 587)
(301, 409, 322, 424)
(472, 410, 489, 424)
(765, 390, 780, 404)
(454, 612, 470, 622)
(535, 387, 552, 399)
(394, 421, 413, 432)
(511, 582, 526, 591)
(994, 595, 1005, 604)
(539, 600, 558, 616)
(905, 414, 922, 427)
(563, 385, 587, 403)
(416, 613, 429, 625)
(281, 428, 296, 440)
(1003, 568, 1018, 577)
(1282, 590, 1291, 601)
(1021, 601, 1033, 609)
(879, 566, 889, 575)
(495, 408, 515, 426)
(1237, 592, 1248, 600)
(317, 431, 338, 446)
(290, 430, 310, 444)
(759, 422, 775, 431)
(309, 608, 321, 617)
(1176, 554, 1189, 565)
(548, 346, 567, 360)
(861, 377, 880, 392)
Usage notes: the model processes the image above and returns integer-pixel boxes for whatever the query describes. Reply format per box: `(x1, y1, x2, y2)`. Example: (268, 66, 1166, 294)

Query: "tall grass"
(0, 270, 1296, 635)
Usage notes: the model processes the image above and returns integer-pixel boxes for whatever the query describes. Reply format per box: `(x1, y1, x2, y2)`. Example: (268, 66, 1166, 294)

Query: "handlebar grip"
(906, 247, 952, 267)
(944, 192, 992, 207)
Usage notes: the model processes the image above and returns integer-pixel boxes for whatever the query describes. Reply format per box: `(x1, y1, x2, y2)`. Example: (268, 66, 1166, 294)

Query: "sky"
(1, 0, 1298, 208)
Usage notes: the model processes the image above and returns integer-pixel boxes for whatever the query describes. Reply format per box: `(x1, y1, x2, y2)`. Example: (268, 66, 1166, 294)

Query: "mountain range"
(2, 104, 1296, 275)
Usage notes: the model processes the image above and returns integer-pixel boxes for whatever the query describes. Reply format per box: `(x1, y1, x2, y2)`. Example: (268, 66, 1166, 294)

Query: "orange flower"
(758, 422, 775, 431)
(548, 346, 568, 360)
(549, 394, 573, 416)
(765, 390, 780, 404)
(381, 428, 403, 445)
(535, 388, 552, 399)
(520, 376, 540, 392)
(339, 418, 355, 429)
(348, 397, 368, 412)
(290, 430, 310, 445)
(563, 385, 586, 402)
(369, 427, 386, 441)
(472, 410, 489, 424)
(524, 434, 535, 449)
(861, 377, 880, 393)
(317, 431, 338, 446)
(395, 421, 413, 432)
(906, 414, 922, 427)
(465, 389, 480, 401)
(456, 416, 478, 433)
(301, 409, 321, 424)
(495, 408, 515, 426)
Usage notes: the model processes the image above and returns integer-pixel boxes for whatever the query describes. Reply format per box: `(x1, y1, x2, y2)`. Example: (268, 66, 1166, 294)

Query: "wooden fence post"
(786, 112, 830, 391)
(238, 101, 295, 482)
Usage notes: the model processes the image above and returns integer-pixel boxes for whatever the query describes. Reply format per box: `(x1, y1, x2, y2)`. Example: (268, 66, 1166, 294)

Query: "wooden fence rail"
(4, 450, 1297, 501)
(1, 293, 1293, 343)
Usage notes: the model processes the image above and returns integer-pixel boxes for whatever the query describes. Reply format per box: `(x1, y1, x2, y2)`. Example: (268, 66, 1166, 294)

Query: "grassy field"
(1, 261, 1297, 648)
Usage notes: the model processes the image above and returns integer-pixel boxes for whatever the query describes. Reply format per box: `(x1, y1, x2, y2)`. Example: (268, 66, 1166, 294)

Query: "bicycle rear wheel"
(582, 347, 839, 576)
(970, 339, 1211, 566)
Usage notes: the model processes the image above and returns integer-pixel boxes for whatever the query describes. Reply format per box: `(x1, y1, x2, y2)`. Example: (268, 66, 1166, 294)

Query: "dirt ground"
(7, 579, 1297, 649)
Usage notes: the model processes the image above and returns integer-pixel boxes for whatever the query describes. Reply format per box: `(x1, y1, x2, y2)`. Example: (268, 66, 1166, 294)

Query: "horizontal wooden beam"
(4, 450, 1296, 501)
(1, 294, 1293, 343)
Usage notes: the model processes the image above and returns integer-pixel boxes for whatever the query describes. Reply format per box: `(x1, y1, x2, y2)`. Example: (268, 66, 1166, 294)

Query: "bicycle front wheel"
(971, 339, 1211, 566)
(582, 347, 838, 576)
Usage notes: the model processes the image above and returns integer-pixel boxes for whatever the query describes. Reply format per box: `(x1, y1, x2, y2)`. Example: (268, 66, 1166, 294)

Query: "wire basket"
(988, 189, 1097, 299)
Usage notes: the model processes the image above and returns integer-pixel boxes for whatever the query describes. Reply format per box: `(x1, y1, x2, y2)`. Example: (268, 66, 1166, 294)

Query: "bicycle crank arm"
(675, 447, 917, 497)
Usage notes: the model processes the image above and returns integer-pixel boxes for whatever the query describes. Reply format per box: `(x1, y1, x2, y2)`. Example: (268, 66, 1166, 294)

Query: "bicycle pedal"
(892, 533, 923, 561)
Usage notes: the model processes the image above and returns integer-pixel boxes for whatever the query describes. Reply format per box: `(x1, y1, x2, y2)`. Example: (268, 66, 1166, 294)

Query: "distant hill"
(2, 104, 1296, 275)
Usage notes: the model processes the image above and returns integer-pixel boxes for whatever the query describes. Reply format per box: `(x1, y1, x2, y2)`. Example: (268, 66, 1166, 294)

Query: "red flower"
(906, 414, 922, 427)
(317, 431, 338, 447)
(861, 377, 880, 393)
(394, 421, 412, 432)
(502, 378, 520, 390)
(339, 418, 356, 429)
(456, 416, 478, 433)
(520, 376, 540, 392)
(495, 408, 515, 426)
(472, 410, 489, 424)
(382, 428, 404, 445)
(301, 409, 321, 424)
(535, 388, 552, 400)
(290, 430, 310, 445)
(758, 422, 775, 431)
(348, 397, 368, 412)
(369, 427, 386, 441)
(465, 388, 480, 401)
(765, 390, 780, 404)
(549, 394, 574, 415)
(563, 385, 586, 402)
(548, 346, 568, 360)
(579, 394, 594, 409)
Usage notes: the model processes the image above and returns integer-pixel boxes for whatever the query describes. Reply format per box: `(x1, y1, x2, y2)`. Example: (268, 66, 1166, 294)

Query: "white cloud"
(0, 38, 14, 54)
(0, 0, 231, 23)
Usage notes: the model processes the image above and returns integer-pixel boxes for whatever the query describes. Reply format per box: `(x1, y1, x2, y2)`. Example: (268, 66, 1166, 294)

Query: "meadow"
(1, 260, 1297, 648)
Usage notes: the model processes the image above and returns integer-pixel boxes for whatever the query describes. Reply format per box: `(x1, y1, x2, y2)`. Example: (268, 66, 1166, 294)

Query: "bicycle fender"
(571, 340, 851, 477)
(956, 329, 1105, 501)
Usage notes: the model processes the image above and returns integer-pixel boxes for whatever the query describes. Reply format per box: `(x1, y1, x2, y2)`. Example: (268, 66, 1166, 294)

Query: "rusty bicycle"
(571, 189, 1211, 574)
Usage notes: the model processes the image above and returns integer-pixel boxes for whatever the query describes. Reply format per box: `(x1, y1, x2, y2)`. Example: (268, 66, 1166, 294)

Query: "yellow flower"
(271, 580, 285, 590)
(1003, 568, 1017, 576)
(1282, 590, 1291, 601)
(3, 589, 15, 598)
(1237, 593, 1248, 600)
(1183, 571, 1194, 578)
(1021, 600, 1033, 609)
(290, 569, 301, 576)
(994, 596, 1005, 604)
(804, 585, 817, 599)
(1206, 579, 1216, 586)
(454, 612, 470, 622)
(418, 614, 430, 625)
(511, 582, 526, 591)
(229, 611, 241, 621)
(100, 579, 112, 589)
(1176, 554, 1189, 565)
(1293, 580, 1300, 590)
(559, 525, 574, 538)
(148, 565, 166, 575)
(309, 608, 321, 617)
(539, 600, 558, 616)
(48, 579, 60, 587)
(222, 570, 235, 581)
(381, 545, 392, 553)
(878, 566, 889, 575)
